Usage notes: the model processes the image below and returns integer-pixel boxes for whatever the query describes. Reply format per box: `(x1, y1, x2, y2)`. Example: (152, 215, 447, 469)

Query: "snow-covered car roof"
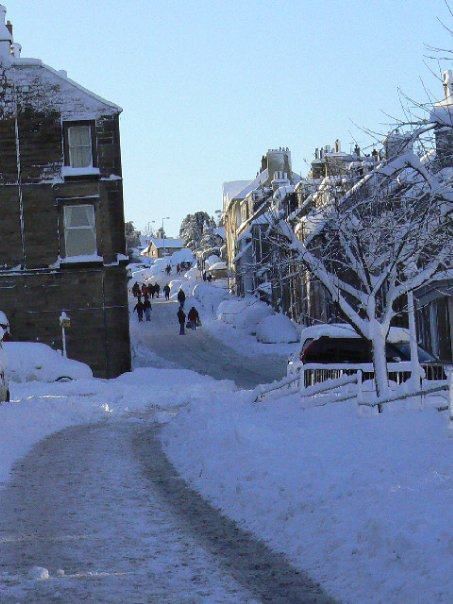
(300, 323, 410, 344)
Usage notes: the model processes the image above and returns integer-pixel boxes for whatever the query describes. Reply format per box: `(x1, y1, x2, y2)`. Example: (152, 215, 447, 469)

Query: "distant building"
(223, 147, 301, 298)
(141, 237, 184, 259)
(0, 5, 131, 377)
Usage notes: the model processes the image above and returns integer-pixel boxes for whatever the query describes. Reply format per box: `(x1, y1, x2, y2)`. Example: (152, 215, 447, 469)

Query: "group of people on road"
(131, 280, 199, 333)
(131, 280, 166, 323)
(176, 288, 200, 335)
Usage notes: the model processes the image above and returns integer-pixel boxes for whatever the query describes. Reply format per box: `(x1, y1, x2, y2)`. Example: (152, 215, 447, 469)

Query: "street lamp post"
(161, 216, 170, 257)
(59, 311, 71, 358)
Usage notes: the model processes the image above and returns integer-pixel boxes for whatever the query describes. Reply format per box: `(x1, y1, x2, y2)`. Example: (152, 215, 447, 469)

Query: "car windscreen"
(302, 337, 372, 364)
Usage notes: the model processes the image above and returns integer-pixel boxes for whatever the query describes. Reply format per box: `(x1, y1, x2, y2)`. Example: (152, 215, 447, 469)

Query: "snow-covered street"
(132, 298, 287, 388)
(0, 420, 329, 602)
(0, 298, 330, 602)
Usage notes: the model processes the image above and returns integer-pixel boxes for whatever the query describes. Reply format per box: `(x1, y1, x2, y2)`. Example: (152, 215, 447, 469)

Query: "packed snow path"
(0, 420, 332, 603)
(132, 299, 287, 388)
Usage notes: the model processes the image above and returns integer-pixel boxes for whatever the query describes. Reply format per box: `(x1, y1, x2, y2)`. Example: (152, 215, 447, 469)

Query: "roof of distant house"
(148, 237, 183, 249)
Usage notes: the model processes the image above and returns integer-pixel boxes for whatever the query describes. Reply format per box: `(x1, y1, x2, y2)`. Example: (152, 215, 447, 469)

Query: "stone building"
(0, 5, 131, 377)
(141, 237, 183, 259)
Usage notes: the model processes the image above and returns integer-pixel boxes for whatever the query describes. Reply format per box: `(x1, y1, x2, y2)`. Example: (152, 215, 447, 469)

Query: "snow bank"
(256, 314, 299, 343)
(184, 267, 201, 281)
(5, 342, 93, 383)
(205, 254, 221, 268)
(192, 283, 228, 316)
(162, 392, 453, 603)
(170, 248, 195, 265)
(235, 302, 274, 335)
(0, 365, 237, 486)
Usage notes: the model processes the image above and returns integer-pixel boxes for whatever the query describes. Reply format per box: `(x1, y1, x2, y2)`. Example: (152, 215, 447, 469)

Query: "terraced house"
(0, 5, 131, 377)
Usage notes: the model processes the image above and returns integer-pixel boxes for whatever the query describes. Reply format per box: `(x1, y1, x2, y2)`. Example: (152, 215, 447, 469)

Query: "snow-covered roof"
(223, 170, 269, 212)
(148, 238, 183, 249)
(214, 226, 225, 240)
(222, 181, 250, 205)
(207, 261, 227, 271)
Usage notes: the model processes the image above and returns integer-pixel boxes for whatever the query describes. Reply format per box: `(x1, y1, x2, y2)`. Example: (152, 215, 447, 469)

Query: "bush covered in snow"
(256, 314, 299, 344)
(5, 342, 93, 383)
(234, 302, 274, 335)
(217, 298, 254, 326)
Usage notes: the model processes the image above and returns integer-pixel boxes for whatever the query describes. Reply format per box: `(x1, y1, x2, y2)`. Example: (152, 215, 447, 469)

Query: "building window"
(63, 205, 97, 257)
(64, 122, 96, 168)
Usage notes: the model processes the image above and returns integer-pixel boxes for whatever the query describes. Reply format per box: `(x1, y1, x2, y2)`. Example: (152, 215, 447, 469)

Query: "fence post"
(356, 370, 363, 407)
(448, 367, 453, 428)
(299, 366, 305, 393)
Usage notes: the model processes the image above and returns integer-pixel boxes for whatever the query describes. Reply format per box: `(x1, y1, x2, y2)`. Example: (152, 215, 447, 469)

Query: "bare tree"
(269, 119, 452, 397)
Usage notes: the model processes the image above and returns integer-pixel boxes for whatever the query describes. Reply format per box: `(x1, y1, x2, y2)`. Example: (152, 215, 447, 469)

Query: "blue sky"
(8, 0, 452, 237)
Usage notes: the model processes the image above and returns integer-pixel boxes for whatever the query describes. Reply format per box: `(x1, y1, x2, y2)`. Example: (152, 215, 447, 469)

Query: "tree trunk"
(407, 291, 423, 389)
(370, 322, 390, 406)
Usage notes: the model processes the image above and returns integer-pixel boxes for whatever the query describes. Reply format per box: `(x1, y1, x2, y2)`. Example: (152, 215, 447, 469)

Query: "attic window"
(63, 121, 97, 169)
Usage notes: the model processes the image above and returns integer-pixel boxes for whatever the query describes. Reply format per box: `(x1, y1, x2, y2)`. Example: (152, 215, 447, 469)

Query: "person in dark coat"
(133, 299, 145, 322)
(187, 306, 200, 330)
(177, 288, 186, 307)
(202, 271, 207, 281)
(132, 281, 141, 297)
(143, 297, 152, 321)
(155, 283, 161, 298)
(141, 284, 148, 298)
(177, 307, 186, 335)
(148, 283, 156, 299)
(163, 284, 171, 300)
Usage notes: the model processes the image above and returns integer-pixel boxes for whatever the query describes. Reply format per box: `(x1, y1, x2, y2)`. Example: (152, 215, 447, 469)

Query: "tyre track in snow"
(0, 421, 334, 603)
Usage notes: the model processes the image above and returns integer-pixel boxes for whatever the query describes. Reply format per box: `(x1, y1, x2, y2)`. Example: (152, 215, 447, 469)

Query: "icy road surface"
(0, 421, 331, 603)
(132, 299, 288, 388)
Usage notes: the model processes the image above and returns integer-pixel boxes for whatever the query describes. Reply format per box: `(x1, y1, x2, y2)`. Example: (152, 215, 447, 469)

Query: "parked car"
(0, 311, 10, 402)
(287, 323, 444, 382)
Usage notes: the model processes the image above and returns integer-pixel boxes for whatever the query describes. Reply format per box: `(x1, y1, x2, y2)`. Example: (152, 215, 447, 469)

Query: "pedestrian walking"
(143, 297, 152, 321)
(177, 288, 186, 308)
(149, 283, 156, 299)
(177, 307, 186, 335)
(133, 299, 145, 322)
(141, 284, 148, 298)
(166, 264, 171, 275)
(155, 283, 161, 298)
(132, 281, 141, 297)
(187, 306, 200, 330)
(163, 284, 170, 300)
(202, 271, 207, 282)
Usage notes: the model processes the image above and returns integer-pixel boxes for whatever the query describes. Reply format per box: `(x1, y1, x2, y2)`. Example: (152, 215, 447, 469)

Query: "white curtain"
(64, 205, 97, 257)
(68, 126, 93, 168)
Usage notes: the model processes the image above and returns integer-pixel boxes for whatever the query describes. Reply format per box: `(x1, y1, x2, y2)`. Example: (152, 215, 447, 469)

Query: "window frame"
(62, 203, 98, 258)
(63, 120, 97, 168)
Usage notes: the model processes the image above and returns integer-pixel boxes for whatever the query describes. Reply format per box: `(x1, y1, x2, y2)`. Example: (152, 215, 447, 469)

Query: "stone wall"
(0, 266, 131, 378)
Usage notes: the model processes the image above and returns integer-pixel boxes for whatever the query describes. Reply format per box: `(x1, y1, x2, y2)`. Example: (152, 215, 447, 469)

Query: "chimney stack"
(0, 5, 12, 63)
